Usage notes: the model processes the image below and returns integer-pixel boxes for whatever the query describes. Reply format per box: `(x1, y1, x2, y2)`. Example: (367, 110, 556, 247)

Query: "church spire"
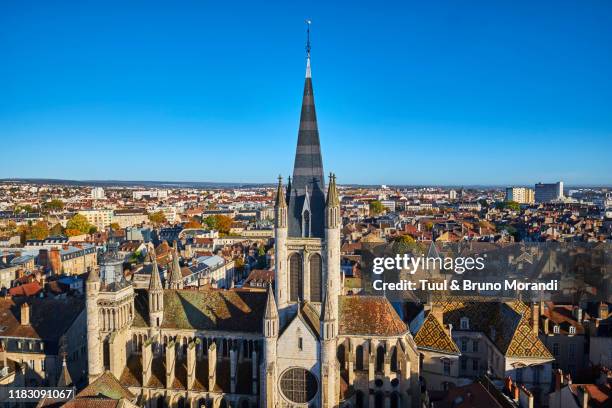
(288, 21, 325, 238)
(274, 175, 286, 208)
(148, 248, 163, 291)
(166, 241, 183, 289)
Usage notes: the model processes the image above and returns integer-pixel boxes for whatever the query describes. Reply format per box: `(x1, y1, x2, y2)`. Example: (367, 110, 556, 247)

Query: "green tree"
(203, 214, 233, 234)
(392, 234, 423, 255)
(369, 200, 385, 216)
(29, 221, 50, 240)
(148, 211, 167, 225)
(50, 223, 64, 236)
(66, 214, 92, 234)
(44, 199, 64, 212)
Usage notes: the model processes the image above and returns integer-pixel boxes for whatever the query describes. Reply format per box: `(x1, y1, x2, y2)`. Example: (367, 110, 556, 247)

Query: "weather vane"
(305, 19, 312, 56)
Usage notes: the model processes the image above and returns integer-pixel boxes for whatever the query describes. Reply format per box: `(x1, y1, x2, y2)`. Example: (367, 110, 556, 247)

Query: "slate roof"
(339, 295, 407, 336)
(133, 288, 266, 333)
(442, 299, 553, 359)
(287, 56, 326, 238)
(414, 312, 460, 354)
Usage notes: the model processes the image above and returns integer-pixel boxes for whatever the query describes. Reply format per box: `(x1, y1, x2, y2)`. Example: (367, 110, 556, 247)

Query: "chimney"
(542, 317, 550, 334)
(554, 369, 563, 391)
(531, 302, 540, 335)
(430, 302, 444, 326)
(578, 385, 589, 408)
(599, 302, 608, 320)
(574, 306, 583, 322)
(20, 303, 30, 326)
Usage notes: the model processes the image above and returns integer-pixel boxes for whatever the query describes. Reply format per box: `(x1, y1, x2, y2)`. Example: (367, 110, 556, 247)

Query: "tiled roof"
(339, 296, 407, 336)
(133, 288, 266, 333)
(414, 312, 460, 354)
(0, 296, 84, 341)
(8, 281, 42, 297)
(442, 299, 553, 359)
(77, 371, 134, 400)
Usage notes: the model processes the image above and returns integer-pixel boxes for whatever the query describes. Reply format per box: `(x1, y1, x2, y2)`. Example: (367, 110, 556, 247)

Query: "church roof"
(414, 312, 460, 354)
(338, 296, 407, 336)
(133, 288, 267, 333)
(77, 370, 135, 400)
(287, 55, 326, 238)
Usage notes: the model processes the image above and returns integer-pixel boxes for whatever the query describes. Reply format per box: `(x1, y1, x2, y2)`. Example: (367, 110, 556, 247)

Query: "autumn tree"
(110, 222, 121, 231)
(369, 200, 385, 216)
(184, 217, 203, 229)
(148, 211, 167, 225)
(50, 223, 64, 236)
(66, 214, 93, 235)
(393, 234, 425, 255)
(203, 215, 233, 234)
(43, 199, 64, 212)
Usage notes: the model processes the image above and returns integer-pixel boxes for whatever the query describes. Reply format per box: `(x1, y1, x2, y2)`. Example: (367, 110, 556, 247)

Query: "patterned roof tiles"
(414, 312, 460, 354)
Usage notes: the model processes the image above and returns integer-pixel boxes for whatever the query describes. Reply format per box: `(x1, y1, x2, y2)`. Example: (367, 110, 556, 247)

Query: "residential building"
(506, 187, 535, 204)
(535, 182, 564, 203)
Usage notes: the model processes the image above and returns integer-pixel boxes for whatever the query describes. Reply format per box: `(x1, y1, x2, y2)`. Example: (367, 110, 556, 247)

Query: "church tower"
(262, 284, 279, 408)
(86, 229, 135, 382)
(85, 262, 102, 383)
(271, 22, 344, 408)
(148, 249, 164, 329)
(166, 241, 183, 289)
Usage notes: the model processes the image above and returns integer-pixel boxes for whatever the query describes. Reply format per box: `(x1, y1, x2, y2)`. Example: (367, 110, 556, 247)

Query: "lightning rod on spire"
(305, 19, 312, 57)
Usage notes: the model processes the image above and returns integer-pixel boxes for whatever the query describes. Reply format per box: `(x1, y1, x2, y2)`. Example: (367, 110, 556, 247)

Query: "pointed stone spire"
(274, 175, 286, 208)
(320, 291, 335, 322)
(288, 21, 325, 239)
(325, 173, 341, 230)
(87, 265, 100, 283)
(264, 284, 278, 320)
(285, 176, 292, 204)
(326, 173, 340, 208)
(148, 249, 163, 291)
(166, 241, 183, 289)
(57, 355, 73, 387)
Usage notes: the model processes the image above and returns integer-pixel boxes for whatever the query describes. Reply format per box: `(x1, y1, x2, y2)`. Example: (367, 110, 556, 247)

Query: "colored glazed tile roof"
(133, 288, 266, 333)
(339, 295, 407, 336)
(414, 312, 460, 354)
(442, 299, 553, 359)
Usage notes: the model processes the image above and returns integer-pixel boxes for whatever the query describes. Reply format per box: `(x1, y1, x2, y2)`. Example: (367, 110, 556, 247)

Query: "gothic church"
(85, 45, 420, 408)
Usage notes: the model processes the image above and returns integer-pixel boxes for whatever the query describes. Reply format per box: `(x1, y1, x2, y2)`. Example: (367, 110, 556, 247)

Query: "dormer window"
(460, 317, 470, 330)
(553, 325, 560, 334)
(569, 326, 576, 335)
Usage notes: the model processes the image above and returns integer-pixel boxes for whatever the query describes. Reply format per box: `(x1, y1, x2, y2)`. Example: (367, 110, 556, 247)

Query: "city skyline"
(2, 1, 612, 185)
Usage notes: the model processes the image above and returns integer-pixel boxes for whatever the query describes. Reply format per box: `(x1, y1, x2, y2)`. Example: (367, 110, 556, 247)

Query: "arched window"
(390, 346, 398, 372)
(355, 391, 364, 408)
(553, 325, 560, 334)
(569, 326, 576, 334)
(376, 345, 385, 373)
(356, 345, 364, 371)
(290, 253, 303, 302)
(337, 344, 346, 370)
(390, 392, 400, 408)
(309, 254, 322, 302)
(302, 210, 311, 237)
(375, 392, 384, 408)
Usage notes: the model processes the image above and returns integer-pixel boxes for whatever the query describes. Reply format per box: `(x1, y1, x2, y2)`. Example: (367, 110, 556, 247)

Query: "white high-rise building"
(91, 187, 106, 200)
(505, 187, 535, 204)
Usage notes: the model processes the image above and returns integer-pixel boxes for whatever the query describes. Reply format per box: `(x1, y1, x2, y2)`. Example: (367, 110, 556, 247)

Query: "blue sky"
(1, 0, 611, 186)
